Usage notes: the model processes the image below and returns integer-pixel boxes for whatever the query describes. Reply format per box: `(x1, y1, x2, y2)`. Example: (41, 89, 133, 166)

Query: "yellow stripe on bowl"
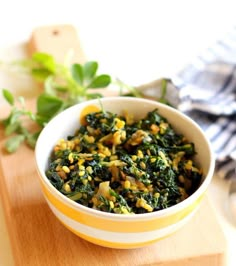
(47, 198, 196, 249)
(41, 181, 204, 233)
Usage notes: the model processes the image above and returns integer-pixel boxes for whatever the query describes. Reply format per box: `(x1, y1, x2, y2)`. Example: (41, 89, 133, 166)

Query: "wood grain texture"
(0, 101, 227, 266)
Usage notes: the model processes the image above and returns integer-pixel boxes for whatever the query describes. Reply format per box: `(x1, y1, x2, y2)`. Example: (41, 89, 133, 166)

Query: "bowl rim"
(35, 96, 215, 220)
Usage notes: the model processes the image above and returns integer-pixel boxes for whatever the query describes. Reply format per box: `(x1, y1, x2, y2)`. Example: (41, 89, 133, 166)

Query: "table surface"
(0, 1, 236, 265)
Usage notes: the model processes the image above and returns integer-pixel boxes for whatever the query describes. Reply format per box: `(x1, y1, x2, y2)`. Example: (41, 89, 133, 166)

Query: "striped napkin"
(171, 27, 236, 179)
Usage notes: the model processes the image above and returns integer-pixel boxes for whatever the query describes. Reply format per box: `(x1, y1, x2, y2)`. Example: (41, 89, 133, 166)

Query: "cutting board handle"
(27, 24, 86, 63)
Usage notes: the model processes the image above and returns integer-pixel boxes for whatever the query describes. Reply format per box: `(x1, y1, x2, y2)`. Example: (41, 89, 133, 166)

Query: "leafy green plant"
(28, 52, 111, 106)
(1, 52, 112, 152)
(1, 89, 40, 152)
(0, 52, 170, 153)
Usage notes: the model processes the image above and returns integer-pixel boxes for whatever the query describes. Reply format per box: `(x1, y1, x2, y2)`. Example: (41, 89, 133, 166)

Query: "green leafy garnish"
(2, 89, 14, 105)
(0, 53, 112, 152)
(1, 90, 41, 152)
(0, 52, 170, 152)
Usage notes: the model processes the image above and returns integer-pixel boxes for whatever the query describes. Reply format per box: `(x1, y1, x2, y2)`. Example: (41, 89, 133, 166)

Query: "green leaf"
(26, 131, 41, 148)
(83, 61, 98, 81)
(36, 93, 64, 119)
(5, 122, 21, 136)
(18, 96, 25, 106)
(23, 110, 36, 121)
(2, 89, 14, 105)
(71, 64, 83, 85)
(55, 86, 68, 92)
(44, 76, 56, 95)
(32, 52, 56, 73)
(86, 93, 103, 99)
(32, 68, 52, 81)
(88, 74, 111, 88)
(10, 110, 25, 125)
(35, 115, 50, 127)
(5, 135, 25, 153)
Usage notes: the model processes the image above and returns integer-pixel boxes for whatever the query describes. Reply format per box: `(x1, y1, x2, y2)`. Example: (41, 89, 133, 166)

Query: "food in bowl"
(35, 97, 215, 248)
(46, 108, 202, 214)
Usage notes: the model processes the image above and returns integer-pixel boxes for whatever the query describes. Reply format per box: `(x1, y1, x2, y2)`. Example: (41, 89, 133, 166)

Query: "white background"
(0, 1, 236, 265)
(1, 0, 236, 85)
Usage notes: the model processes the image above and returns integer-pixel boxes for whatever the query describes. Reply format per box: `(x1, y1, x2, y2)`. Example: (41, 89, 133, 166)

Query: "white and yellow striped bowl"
(35, 97, 215, 249)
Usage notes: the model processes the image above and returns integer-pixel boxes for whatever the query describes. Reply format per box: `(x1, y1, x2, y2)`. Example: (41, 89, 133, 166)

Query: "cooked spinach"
(46, 109, 202, 214)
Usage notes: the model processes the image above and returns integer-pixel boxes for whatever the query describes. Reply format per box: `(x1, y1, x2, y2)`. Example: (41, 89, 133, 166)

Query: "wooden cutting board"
(0, 102, 228, 266)
(0, 25, 228, 266)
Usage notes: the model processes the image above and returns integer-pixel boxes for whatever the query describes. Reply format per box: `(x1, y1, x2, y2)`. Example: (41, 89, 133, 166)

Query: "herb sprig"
(1, 52, 170, 153)
(1, 52, 112, 152)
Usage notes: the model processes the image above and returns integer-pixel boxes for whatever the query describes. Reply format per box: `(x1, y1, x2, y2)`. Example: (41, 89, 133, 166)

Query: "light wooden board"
(0, 100, 228, 266)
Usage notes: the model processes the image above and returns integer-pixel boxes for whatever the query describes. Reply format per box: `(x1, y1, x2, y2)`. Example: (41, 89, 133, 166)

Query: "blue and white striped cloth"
(172, 27, 236, 179)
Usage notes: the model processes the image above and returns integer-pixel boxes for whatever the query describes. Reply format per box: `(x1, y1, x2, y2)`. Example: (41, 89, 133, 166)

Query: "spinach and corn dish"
(46, 108, 202, 214)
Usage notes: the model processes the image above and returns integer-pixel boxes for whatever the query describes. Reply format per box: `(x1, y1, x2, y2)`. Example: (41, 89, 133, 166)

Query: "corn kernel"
(124, 180, 131, 189)
(136, 198, 146, 208)
(60, 142, 67, 150)
(158, 151, 169, 166)
(130, 185, 137, 190)
(68, 153, 74, 163)
(62, 166, 70, 173)
(82, 179, 88, 185)
(185, 160, 193, 170)
(137, 150, 143, 158)
(103, 147, 111, 156)
(151, 157, 156, 163)
(84, 135, 95, 143)
(113, 131, 122, 145)
(74, 139, 80, 144)
(121, 206, 129, 214)
(63, 182, 71, 192)
(144, 203, 153, 212)
(79, 170, 85, 177)
(86, 166, 93, 174)
(58, 138, 65, 145)
(67, 141, 75, 150)
(160, 122, 168, 134)
(109, 201, 114, 209)
(78, 159, 85, 166)
(121, 130, 126, 140)
(140, 161, 146, 169)
(114, 118, 125, 129)
(55, 165, 61, 171)
(110, 155, 118, 161)
(79, 165, 85, 170)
